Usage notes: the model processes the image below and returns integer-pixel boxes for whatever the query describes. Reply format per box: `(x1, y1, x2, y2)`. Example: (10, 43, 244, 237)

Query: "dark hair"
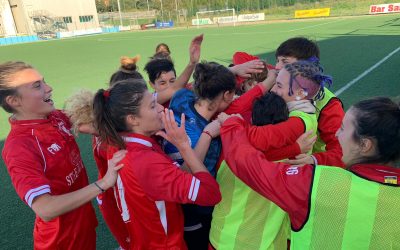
(252, 92, 289, 126)
(275, 37, 320, 60)
(155, 43, 171, 54)
(0, 61, 33, 113)
(151, 51, 173, 61)
(93, 79, 148, 149)
(284, 60, 332, 100)
(351, 97, 400, 165)
(109, 56, 143, 86)
(144, 58, 176, 84)
(193, 61, 236, 100)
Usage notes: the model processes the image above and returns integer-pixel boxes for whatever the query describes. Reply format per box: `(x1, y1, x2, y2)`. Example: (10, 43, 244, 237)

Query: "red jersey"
(313, 98, 345, 167)
(221, 117, 400, 230)
(2, 110, 97, 250)
(111, 133, 221, 250)
(92, 137, 131, 249)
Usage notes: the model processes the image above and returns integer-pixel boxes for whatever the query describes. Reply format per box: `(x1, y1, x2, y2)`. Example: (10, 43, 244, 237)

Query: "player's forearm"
(179, 144, 209, 174)
(31, 180, 107, 221)
(174, 61, 196, 88)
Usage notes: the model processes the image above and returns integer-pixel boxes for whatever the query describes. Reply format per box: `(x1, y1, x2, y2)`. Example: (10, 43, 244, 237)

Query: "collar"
(122, 133, 158, 148)
(9, 116, 50, 127)
(349, 164, 400, 186)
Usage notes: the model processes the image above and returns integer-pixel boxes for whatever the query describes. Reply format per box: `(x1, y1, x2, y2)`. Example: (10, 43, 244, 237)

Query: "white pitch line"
(335, 46, 400, 96)
(284, 19, 344, 32)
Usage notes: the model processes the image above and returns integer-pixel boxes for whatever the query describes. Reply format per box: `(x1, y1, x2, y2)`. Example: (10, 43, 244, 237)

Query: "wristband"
(94, 182, 105, 193)
(202, 130, 213, 139)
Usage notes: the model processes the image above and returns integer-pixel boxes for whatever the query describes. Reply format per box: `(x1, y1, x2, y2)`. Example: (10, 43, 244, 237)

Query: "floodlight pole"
(117, 0, 123, 27)
(147, 0, 150, 11)
(160, 0, 164, 22)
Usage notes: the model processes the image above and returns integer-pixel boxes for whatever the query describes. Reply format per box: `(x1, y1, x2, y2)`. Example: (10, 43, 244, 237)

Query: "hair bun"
(120, 55, 140, 71)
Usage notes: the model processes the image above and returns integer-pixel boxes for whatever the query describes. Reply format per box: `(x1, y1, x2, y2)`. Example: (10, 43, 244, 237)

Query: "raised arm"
(157, 34, 203, 105)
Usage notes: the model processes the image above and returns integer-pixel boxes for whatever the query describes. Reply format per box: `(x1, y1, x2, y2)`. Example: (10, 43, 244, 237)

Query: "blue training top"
(163, 88, 222, 228)
(163, 88, 221, 177)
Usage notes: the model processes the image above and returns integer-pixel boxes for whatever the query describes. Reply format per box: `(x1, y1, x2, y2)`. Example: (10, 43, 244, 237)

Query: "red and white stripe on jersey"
(25, 185, 51, 207)
(188, 177, 200, 202)
(155, 201, 168, 235)
(116, 174, 131, 223)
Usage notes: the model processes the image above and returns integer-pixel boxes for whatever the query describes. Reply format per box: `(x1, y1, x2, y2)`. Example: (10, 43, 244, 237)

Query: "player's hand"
(217, 112, 243, 124)
(103, 150, 127, 189)
(229, 59, 265, 78)
(189, 34, 203, 65)
(260, 68, 277, 92)
(296, 130, 317, 154)
(284, 154, 315, 166)
(156, 109, 190, 149)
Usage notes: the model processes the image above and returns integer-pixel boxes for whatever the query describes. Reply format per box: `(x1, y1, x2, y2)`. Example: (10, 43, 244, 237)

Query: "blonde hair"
(0, 61, 34, 113)
(64, 89, 95, 135)
(120, 55, 140, 71)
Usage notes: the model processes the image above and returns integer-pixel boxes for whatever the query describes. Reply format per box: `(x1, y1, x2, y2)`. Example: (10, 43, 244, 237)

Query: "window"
(79, 15, 94, 23)
(63, 16, 72, 23)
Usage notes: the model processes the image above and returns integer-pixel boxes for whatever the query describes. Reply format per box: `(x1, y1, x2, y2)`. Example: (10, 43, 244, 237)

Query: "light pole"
(117, 0, 123, 27)
(147, 0, 149, 11)
(160, 0, 164, 22)
(175, 0, 178, 22)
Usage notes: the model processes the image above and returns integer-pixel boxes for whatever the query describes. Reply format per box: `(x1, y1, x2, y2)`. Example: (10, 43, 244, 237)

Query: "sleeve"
(221, 117, 313, 230)
(224, 84, 265, 115)
(245, 117, 306, 153)
(2, 139, 51, 207)
(132, 152, 221, 206)
(266, 143, 301, 161)
(313, 99, 345, 167)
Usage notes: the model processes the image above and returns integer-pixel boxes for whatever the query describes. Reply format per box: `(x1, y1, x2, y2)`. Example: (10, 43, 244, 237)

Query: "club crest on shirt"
(47, 143, 61, 154)
(286, 166, 299, 175)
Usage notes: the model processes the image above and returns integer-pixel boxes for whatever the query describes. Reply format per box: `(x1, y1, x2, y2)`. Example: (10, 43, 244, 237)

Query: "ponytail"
(93, 79, 148, 149)
(94, 88, 126, 149)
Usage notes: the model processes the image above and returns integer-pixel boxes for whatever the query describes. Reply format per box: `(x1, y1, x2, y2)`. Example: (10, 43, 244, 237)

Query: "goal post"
(194, 8, 236, 28)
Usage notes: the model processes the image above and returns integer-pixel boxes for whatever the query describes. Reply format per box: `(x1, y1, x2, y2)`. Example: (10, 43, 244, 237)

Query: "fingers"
(295, 154, 308, 159)
(193, 34, 204, 44)
(155, 131, 167, 140)
(111, 150, 127, 163)
(114, 163, 124, 171)
(180, 113, 186, 129)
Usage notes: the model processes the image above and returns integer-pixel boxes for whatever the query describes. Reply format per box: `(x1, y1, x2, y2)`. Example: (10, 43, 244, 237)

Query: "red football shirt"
(2, 110, 97, 250)
(111, 133, 221, 249)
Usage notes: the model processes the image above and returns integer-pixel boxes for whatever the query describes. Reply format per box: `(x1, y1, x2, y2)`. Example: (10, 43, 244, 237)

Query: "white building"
(0, 0, 99, 36)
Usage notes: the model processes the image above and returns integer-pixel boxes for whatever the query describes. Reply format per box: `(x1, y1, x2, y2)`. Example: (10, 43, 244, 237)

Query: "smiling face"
(270, 68, 298, 103)
(7, 69, 54, 120)
(150, 70, 176, 93)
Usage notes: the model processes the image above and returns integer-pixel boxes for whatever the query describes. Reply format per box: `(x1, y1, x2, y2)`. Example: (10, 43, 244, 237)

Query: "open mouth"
(44, 97, 54, 105)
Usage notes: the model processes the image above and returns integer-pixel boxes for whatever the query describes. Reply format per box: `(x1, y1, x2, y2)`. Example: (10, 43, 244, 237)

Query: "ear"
(297, 88, 308, 99)
(222, 90, 234, 102)
(5, 95, 21, 109)
(126, 114, 140, 127)
(359, 137, 376, 156)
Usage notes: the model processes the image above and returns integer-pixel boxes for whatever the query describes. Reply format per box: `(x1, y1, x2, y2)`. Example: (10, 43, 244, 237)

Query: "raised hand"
(189, 34, 204, 65)
(156, 109, 190, 149)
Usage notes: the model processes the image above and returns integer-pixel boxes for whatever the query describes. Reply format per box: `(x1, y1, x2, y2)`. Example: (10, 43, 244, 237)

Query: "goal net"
(194, 8, 236, 27)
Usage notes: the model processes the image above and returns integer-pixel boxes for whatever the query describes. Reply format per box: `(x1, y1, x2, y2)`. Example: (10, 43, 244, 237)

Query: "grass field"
(0, 14, 399, 249)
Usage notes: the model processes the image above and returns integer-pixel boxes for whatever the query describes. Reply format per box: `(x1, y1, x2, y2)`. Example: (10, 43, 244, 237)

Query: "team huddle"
(1, 35, 400, 250)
